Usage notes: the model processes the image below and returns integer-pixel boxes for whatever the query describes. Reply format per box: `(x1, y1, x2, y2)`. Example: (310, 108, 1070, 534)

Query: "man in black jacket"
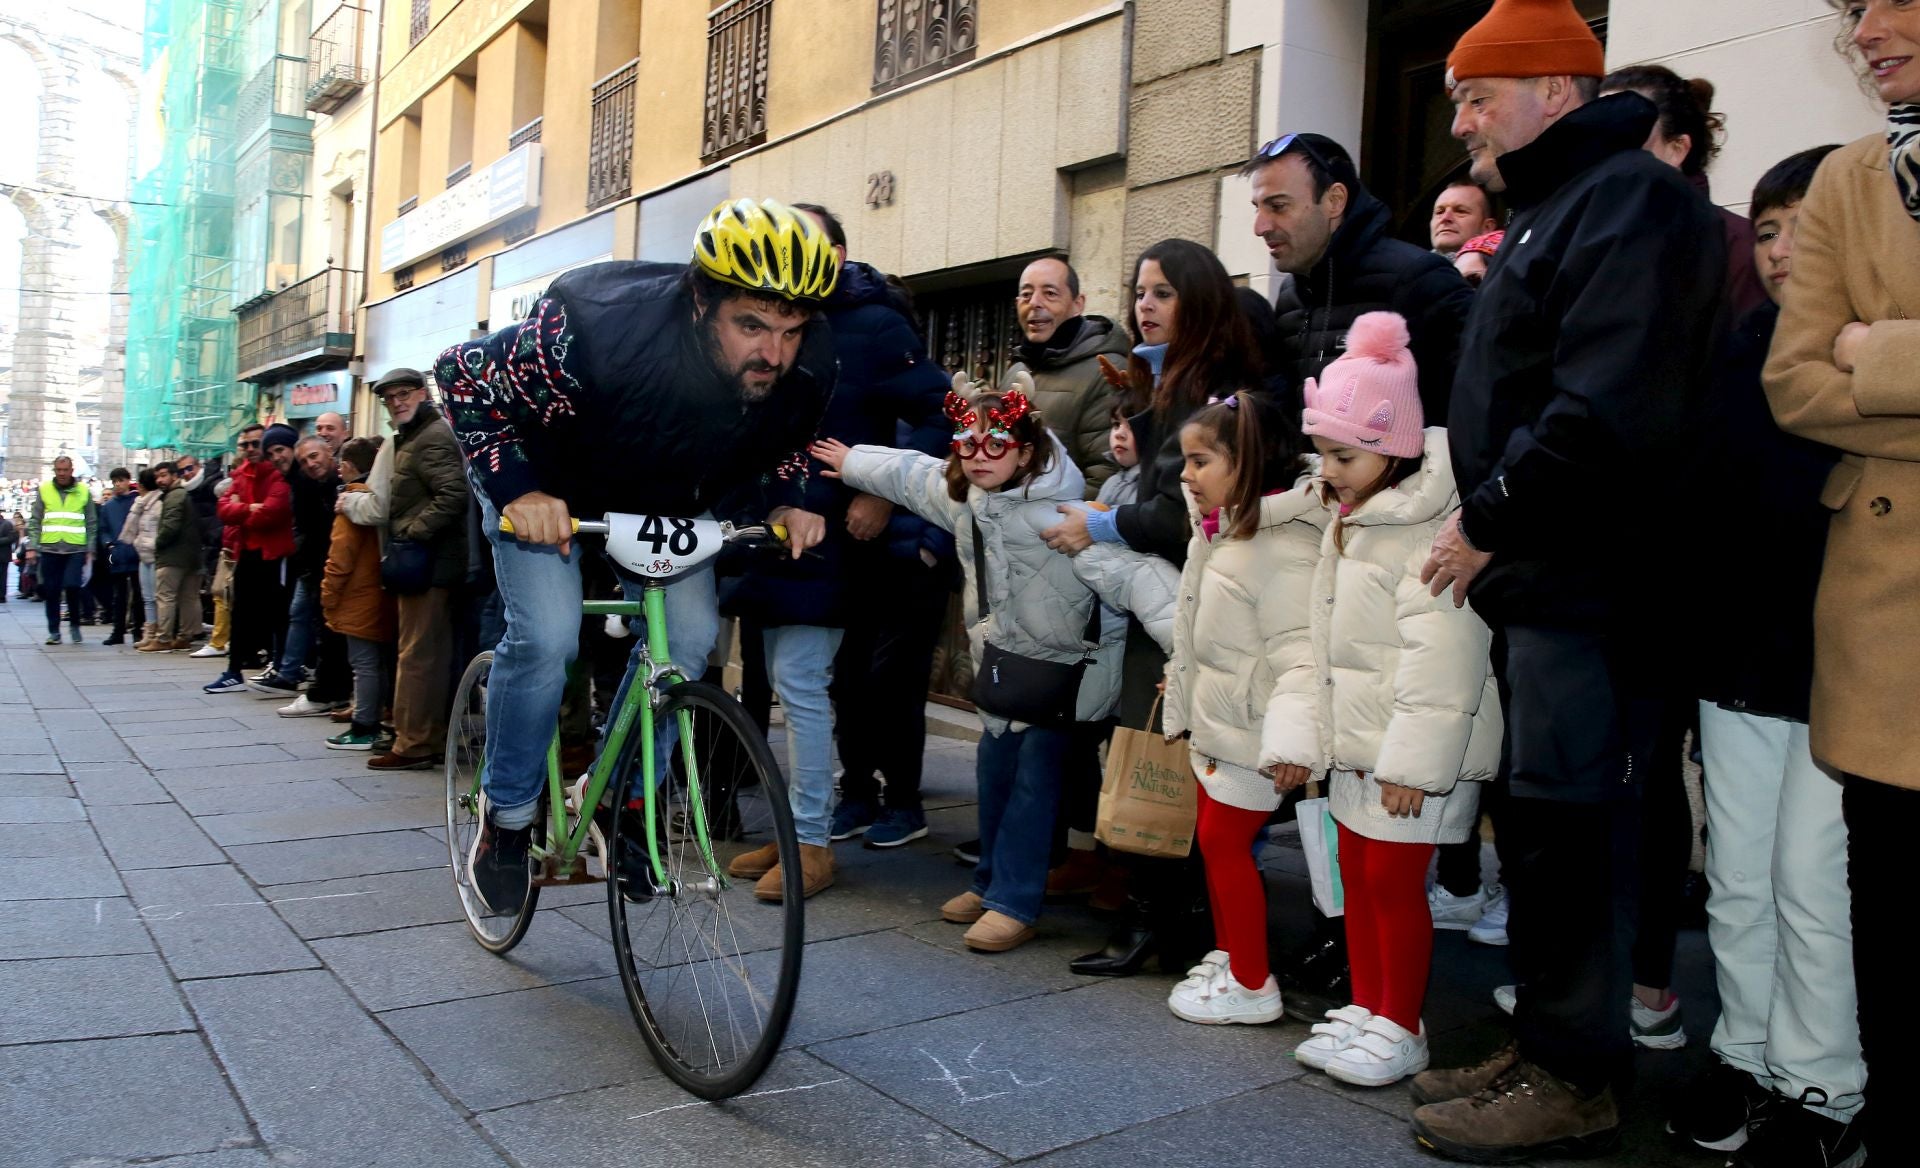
(1411, 2, 1726, 1161)
(1249, 133, 1474, 423)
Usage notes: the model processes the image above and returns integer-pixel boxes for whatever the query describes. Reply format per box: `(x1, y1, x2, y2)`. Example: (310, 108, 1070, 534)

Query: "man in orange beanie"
(1413, 0, 1728, 1161)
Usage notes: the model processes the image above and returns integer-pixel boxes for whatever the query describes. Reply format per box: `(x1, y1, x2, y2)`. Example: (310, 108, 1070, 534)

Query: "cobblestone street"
(1, 603, 1722, 1168)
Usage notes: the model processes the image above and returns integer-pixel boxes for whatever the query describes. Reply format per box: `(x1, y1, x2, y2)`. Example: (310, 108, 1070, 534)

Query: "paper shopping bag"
(1295, 794, 1345, 918)
(1096, 701, 1196, 858)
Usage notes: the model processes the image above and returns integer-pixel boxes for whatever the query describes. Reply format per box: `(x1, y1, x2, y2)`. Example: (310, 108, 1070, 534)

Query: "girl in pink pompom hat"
(1287, 311, 1503, 1089)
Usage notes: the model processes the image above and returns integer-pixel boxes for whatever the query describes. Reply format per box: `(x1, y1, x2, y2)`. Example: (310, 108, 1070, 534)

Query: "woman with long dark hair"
(1042, 238, 1270, 977)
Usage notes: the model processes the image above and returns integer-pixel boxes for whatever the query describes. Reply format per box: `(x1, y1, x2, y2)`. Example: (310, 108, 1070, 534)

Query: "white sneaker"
(1428, 883, 1488, 931)
(188, 643, 224, 658)
(1167, 966, 1284, 1025)
(1325, 1016, 1429, 1087)
(1494, 984, 1517, 1015)
(1467, 883, 1510, 946)
(1631, 994, 1688, 1050)
(1175, 949, 1230, 991)
(278, 694, 332, 718)
(1294, 1003, 1373, 1070)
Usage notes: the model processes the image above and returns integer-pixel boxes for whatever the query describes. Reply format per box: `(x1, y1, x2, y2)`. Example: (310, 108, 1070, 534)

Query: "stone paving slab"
(70, 764, 173, 805)
(0, 954, 193, 1045)
(252, 865, 469, 940)
(223, 828, 448, 886)
(185, 969, 508, 1167)
(122, 864, 322, 980)
(0, 846, 126, 899)
(173, 776, 371, 817)
(89, 801, 227, 869)
(0, 1033, 257, 1167)
(0, 793, 84, 821)
(312, 917, 615, 1012)
(196, 794, 448, 846)
(0, 773, 74, 797)
(0, 895, 154, 959)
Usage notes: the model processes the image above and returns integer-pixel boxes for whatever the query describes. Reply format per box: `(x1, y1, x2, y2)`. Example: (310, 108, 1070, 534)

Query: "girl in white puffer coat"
(1158, 391, 1326, 1027)
(1289, 313, 1502, 1090)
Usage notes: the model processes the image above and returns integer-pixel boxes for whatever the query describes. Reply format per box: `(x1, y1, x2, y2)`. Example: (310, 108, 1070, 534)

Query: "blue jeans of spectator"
(138, 562, 158, 631)
(477, 485, 719, 831)
(38, 550, 86, 635)
(971, 725, 1069, 926)
(344, 634, 386, 729)
(274, 576, 319, 679)
(762, 624, 844, 848)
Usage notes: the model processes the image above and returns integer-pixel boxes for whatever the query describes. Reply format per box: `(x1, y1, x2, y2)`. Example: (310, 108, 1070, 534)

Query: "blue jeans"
(477, 487, 719, 831)
(971, 725, 1069, 925)
(762, 625, 844, 847)
(274, 575, 318, 678)
(138, 562, 158, 629)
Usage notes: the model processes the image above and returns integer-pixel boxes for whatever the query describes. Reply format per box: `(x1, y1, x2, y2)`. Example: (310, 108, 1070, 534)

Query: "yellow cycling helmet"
(692, 198, 842, 302)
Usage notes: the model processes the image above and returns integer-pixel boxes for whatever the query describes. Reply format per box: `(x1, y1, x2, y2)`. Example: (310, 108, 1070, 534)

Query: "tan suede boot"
(727, 841, 781, 880)
(941, 890, 985, 923)
(963, 910, 1035, 953)
(753, 844, 835, 902)
(1411, 1059, 1621, 1162)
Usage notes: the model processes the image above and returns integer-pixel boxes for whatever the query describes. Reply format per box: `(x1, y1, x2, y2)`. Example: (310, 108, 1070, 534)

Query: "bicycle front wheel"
(608, 680, 802, 1099)
(446, 651, 539, 953)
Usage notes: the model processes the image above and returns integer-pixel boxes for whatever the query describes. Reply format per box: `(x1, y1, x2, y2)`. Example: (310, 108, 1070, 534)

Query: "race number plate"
(603, 514, 725, 580)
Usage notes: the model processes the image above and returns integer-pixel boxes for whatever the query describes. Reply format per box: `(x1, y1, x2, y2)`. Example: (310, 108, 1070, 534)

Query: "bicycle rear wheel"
(608, 680, 802, 1099)
(446, 651, 539, 953)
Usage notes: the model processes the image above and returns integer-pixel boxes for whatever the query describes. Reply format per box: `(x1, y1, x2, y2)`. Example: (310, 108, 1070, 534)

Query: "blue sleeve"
(1083, 506, 1123, 544)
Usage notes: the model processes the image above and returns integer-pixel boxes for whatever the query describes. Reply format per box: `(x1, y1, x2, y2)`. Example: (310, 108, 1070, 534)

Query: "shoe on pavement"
(169, 637, 194, 651)
(103, 634, 126, 646)
(864, 808, 928, 849)
(1175, 949, 1230, 991)
(829, 798, 877, 841)
(1412, 1060, 1621, 1163)
(329, 707, 355, 723)
(952, 837, 980, 865)
(1410, 1041, 1522, 1107)
(753, 843, 836, 902)
(203, 672, 247, 694)
(1632, 993, 1687, 1050)
(44, 634, 61, 645)
(1325, 1015, 1429, 1087)
(963, 910, 1036, 953)
(941, 890, 986, 923)
(1667, 1060, 1777, 1153)
(1295, 1003, 1374, 1071)
(326, 727, 379, 751)
(188, 643, 225, 658)
(1468, 883, 1510, 946)
(1493, 984, 1518, 1016)
(1730, 1089, 1865, 1168)
(366, 751, 435, 771)
(278, 694, 332, 718)
(1429, 883, 1488, 931)
(468, 813, 532, 915)
(1168, 965, 1284, 1025)
(1046, 847, 1103, 897)
(727, 841, 780, 880)
(69, 627, 82, 643)
(249, 673, 300, 697)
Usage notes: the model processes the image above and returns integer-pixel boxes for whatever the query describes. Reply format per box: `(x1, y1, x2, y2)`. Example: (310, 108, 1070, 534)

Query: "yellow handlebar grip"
(771, 523, 788, 542)
(497, 517, 580, 535)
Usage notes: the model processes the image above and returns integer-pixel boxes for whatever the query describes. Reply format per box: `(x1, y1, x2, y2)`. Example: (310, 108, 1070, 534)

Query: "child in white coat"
(1289, 312, 1502, 1087)
(1159, 391, 1325, 1025)
(811, 373, 1114, 955)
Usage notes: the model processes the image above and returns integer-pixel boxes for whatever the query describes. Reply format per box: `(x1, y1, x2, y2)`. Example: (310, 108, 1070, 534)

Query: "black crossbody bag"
(968, 520, 1098, 726)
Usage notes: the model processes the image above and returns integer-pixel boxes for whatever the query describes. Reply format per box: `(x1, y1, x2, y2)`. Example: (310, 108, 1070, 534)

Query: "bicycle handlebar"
(497, 516, 788, 543)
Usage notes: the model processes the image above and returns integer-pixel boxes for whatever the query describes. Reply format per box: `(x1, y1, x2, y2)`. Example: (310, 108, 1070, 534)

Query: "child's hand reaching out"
(808, 439, 852, 477)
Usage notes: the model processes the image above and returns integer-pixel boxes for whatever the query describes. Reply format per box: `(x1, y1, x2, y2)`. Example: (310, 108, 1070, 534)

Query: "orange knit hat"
(1447, 0, 1605, 85)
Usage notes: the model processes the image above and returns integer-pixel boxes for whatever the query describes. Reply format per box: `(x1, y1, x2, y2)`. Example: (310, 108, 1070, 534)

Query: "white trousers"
(1698, 702, 1864, 1120)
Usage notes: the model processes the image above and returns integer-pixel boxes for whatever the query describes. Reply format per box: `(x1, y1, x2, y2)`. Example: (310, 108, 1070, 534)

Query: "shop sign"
(381, 143, 544, 272)
(486, 255, 613, 327)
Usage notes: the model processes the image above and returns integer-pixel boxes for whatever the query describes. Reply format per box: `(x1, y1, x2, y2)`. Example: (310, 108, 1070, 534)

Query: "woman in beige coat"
(1762, 3, 1920, 1156)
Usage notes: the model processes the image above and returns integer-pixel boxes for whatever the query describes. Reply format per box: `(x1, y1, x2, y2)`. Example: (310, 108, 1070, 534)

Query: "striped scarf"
(1892, 103, 1920, 223)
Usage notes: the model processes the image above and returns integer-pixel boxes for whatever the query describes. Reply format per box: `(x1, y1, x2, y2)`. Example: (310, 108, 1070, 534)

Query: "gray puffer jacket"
(839, 434, 1119, 730)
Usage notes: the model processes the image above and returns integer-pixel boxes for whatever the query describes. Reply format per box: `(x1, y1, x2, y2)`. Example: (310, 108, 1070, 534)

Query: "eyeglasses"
(951, 433, 1023, 461)
(237, 440, 261, 449)
(1255, 132, 1338, 178)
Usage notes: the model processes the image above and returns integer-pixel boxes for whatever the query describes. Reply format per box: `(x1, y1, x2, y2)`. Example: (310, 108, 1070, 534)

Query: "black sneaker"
(247, 673, 300, 697)
(468, 815, 532, 915)
(1669, 1061, 1776, 1152)
(1732, 1090, 1865, 1168)
(952, 838, 981, 865)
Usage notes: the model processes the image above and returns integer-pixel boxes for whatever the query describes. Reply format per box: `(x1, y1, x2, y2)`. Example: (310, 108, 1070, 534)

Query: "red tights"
(1196, 786, 1273, 991)
(1337, 823, 1435, 1032)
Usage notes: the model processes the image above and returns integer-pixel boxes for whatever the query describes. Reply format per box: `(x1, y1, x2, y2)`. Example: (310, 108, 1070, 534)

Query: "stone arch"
(0, 32, 45, 190)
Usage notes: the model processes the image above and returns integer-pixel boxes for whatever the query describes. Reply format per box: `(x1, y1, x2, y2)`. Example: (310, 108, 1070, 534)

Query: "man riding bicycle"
(436, 197, 842, 915)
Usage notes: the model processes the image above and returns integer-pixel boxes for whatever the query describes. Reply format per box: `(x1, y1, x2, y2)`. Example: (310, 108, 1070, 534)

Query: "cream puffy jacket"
(1311, 428, 1501, 845)
(1162, 474, 1328, 809)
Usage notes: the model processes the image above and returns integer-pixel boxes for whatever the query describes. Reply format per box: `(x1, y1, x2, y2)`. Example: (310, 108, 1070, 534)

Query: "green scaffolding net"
(124, 0, 249, 456)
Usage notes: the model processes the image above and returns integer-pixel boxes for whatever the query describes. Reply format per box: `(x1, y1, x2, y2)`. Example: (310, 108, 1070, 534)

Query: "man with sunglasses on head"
(1247, 133, 1475, 424)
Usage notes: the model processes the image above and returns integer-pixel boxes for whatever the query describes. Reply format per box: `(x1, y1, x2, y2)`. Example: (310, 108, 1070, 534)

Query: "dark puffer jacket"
(1448, 92, 1726, 651)
(389, 401, 471, 590)
(289, 468, 341, 583)
(1273, 180, 1475, 425)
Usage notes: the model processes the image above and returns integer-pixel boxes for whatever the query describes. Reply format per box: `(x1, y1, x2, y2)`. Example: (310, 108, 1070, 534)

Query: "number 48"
(637, 516, 698, 555)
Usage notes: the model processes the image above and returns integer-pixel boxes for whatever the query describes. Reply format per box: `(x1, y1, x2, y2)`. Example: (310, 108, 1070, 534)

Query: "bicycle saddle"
(602, 514, 727, 580)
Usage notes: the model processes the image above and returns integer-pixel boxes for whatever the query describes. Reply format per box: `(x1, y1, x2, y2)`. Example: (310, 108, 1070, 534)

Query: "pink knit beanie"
(1301, 312, 1424, 459)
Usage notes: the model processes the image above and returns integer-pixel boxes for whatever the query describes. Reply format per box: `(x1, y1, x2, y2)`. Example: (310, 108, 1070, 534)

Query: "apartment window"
(873, 0, 978, 93)
(409, 0, 429, 46)
(587, 58, 637, 209)
(702, 0, 771, 162)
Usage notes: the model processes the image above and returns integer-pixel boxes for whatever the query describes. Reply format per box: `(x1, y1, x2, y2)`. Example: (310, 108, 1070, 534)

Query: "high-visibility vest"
(37, 481, 89, 548)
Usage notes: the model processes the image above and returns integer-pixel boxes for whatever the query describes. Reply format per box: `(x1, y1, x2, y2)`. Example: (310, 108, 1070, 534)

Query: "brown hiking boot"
(941, 890, 986, 923)
(727, 841, 780, 880)
(1411, 1059, 1621, 1164)
(136, 638, 165, 652)
(169, 637, 194, 651)
(1045, 848, 1103, 897)
(1410, 1040, 1521, 1106)
(963, 910, 1036, 952)
(753, 844, 835, 902)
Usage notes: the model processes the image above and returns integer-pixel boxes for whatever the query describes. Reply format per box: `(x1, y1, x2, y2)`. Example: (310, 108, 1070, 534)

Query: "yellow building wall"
(629, 0, 711, 195)
(473, 21, 544, 173)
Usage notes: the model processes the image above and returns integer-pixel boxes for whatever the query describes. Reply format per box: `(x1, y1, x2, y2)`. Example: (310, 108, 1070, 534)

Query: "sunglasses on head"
(951, 431, 1023, 461)
(1255, 132, 1338, 177)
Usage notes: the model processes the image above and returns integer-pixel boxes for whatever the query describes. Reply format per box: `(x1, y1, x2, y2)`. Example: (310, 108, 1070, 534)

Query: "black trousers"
(831, 552, 952, 812)
(1630, 697, 1697, 990)
(1843, 773, 1912, 1158)
(228, 551, 292, 675)
(1435, 774, 1509, 896)
(1497, 625, 1661, 1095)
(105, 571, 134, 638)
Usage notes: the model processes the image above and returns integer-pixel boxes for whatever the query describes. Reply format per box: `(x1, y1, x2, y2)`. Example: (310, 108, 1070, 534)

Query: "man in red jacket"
(205, 423, 295, 694)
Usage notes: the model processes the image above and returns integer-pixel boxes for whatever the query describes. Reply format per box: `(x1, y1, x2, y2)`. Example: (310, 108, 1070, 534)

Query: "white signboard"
(380, 143, 544, 272)
(486, 255, 613, 328)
